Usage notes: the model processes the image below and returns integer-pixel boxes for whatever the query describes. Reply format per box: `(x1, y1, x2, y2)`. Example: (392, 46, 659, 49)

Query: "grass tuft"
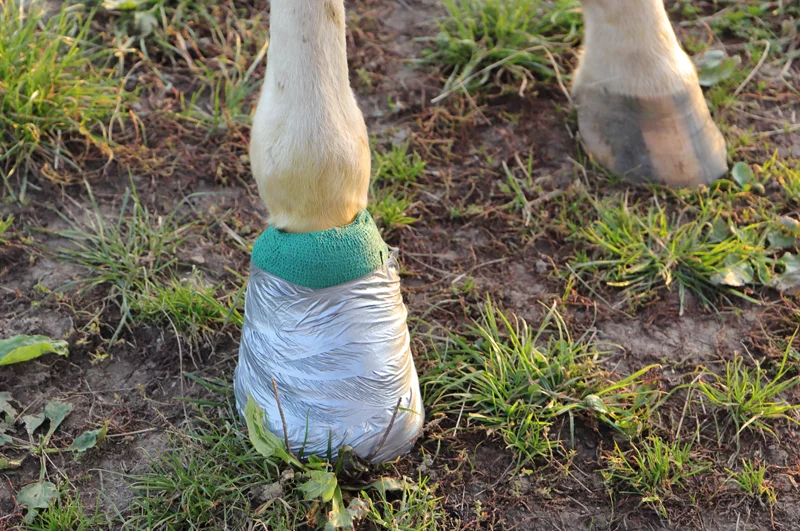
(727, 459, 777, 506)
(126, 403, 301, 530)
(361, 474, 450, 530)
(54, 181, 242, 343)
(131, 272, 244, 335)
(571, 196, 780, 313)
(369, 190, 417, 232)
(0, 0, 130, 202)
(424, 300, 660, 464)
(695, 343, 800, 442)
(22, 487, 113, 531)
(601, 436, 711, 517)
(98, 0, 266, 131)
(373, 141, 427, 184)
(771, 159, 800, 204)
(369, 141, 426, 231)
(424, 0, 581, 95)
(127, 378, 451, 531)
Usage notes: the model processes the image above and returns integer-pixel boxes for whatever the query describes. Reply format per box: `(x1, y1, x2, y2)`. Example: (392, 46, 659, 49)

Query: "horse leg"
(573, 0, 728, 187)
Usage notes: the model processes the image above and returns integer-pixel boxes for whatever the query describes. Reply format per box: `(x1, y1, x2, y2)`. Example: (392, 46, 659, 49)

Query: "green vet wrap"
(250, 210, 390, 290)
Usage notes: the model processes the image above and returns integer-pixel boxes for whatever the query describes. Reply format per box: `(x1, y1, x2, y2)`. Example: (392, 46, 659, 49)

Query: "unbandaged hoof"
(574, 85, 728, 188)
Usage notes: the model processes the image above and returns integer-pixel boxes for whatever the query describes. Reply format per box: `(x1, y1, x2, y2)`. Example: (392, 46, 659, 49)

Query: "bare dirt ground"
(1, 0, 799, 530)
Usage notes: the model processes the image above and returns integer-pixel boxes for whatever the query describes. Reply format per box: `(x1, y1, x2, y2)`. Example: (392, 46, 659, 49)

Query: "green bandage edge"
(251, 210, 389, 290)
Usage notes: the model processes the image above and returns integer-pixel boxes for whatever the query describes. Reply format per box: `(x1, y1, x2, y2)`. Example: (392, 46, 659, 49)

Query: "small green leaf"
(754, 257, 773, 286)
(731, 162, 755, 189)
(346, 497, 369, 520)
(299, 470, 338, 503)
(102, 0, 147, 10)
(17, 480, 57, 509)
(768, 218, 800, 251)
(368, 477, 410, 496)
(768, 229, 797, 251)
(694, 50, 741, 87)
(135, 12, 159, 36)
(774, 253, 800, 296)
(711, 259, 754, 287)
(710, 218, 731, 243)
(583, 394, 609, 414)
(244, 395, 288, 462)
(252, 481, 284, 502)
(0, 456, 23, 469)
(0, 335, 68, 366)
(0, 215, 13, 243)
(70, 425, 108, 453)
(0, 433, 12, 446)
(23, 413, 46, 439)
(779, 216, 800, 235)
(324, 486, 354, 530)
(44, 401, 73, 440)
(0, 392, 18, 418)
(336, 446, 370, 474)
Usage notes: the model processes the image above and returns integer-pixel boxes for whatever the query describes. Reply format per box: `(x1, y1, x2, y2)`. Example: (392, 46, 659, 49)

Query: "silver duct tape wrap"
(234, 253, 424, 463)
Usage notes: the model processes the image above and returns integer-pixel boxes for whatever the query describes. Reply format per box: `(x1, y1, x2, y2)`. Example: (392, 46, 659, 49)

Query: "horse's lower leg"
(241, 0, 423, 463)
(573, 0, 728, 187)
(249, 0, 370, 233)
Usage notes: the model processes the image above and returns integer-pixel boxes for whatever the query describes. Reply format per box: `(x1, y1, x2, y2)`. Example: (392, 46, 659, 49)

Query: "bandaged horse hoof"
(234, 212, 424, 463)
(573, 0, 728, 187)
(235, 0, 424, 463)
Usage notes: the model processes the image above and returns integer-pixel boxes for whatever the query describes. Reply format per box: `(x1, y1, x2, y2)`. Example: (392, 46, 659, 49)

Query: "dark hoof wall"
(574, 85, 728, 188)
